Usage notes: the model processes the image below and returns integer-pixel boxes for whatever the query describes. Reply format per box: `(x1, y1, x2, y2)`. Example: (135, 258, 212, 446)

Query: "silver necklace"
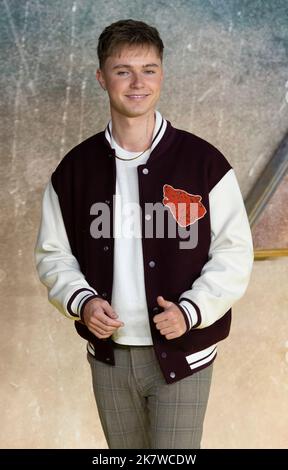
(112, 144, 151, 161)
(107, 117, 164, 162)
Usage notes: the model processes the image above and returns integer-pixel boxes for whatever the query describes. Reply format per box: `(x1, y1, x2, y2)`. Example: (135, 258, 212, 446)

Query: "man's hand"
(153, 296, 187, 340)
(82, 298, 124, 339)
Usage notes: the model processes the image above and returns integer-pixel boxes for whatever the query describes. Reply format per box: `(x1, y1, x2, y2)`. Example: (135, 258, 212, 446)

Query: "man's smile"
(125, 94, 150, 100)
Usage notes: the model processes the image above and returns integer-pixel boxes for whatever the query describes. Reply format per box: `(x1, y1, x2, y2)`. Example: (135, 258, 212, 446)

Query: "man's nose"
(130, 73, 144, 88)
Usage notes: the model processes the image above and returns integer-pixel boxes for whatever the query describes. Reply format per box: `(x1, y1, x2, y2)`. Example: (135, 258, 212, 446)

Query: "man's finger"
(90, 320, 117, 333)
(159, 326, 175, 336)
(153, 309, 176, 324)
(87, 324, 110, 336)
(153, 311, 169, 323)
(157, 295, 173, 309)
(91, 310, 124, 328)
(101, 300, 118, 319)
(165, 332, 179, 340)
(154, 318, 170, 330)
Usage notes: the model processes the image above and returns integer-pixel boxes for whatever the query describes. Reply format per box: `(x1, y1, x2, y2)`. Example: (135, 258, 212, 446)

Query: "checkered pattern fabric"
(87, 343, 212, 449)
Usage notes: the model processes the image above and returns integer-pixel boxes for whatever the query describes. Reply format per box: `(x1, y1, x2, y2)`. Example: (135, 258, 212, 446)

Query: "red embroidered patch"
(162, 184, 207, 227)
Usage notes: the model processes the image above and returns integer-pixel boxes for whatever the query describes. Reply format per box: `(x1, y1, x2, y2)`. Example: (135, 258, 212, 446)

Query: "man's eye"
(117, 71, 129, 76)
(145, 70, 156, 74)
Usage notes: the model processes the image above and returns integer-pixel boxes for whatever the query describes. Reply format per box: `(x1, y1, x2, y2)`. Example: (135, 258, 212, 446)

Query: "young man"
(35, 19, 254, 449)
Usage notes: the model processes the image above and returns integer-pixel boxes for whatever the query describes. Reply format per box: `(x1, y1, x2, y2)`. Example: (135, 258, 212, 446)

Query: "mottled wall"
(1, 0, 287, 449)
(252, 173, 288, 249)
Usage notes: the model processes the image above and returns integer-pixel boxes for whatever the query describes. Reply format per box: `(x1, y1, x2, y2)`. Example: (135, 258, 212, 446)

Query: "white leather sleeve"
(35, 180, 98, 319)
(179, 169, 254, 329)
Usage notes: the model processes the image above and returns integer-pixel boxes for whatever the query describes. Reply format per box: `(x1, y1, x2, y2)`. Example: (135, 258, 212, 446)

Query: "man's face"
(96, 44, 163, 119)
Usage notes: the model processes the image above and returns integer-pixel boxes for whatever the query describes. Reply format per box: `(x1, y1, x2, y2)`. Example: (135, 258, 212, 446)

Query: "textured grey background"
(1, 0, 288, 448)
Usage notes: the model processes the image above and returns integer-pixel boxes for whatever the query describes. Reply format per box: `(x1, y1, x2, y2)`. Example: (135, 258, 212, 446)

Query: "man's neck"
(110, 110, 156, 152)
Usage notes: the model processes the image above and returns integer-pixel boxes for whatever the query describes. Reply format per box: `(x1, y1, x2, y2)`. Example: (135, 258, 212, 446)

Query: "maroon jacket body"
(50, 121, 234, 383)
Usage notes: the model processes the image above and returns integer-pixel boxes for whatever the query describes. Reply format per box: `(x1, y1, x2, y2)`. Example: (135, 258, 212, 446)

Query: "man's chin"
(125, 111, 149, 118)
(117, 107, 155, 119)
(110, 100, 158, 119)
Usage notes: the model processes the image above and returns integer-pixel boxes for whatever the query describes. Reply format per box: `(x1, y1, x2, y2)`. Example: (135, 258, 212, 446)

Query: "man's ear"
(96, 69, 106, 91)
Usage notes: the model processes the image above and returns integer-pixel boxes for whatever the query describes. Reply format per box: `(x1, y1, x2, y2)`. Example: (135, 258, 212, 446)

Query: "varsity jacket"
(35, 120, 254, 384)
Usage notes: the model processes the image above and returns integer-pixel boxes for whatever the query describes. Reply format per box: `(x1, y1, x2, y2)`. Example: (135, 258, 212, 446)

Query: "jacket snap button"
(106, 357, 111, 362)
(152, 306, 159, 314)
(142, 168, 149, 175)
(102, 292, 107, 298)
(149, 260, 155, 268)
(161, 352, 167, 359)
(103, 245, 109, 251)
(105, 200, 110, 205)
(170, 371, 176, 379)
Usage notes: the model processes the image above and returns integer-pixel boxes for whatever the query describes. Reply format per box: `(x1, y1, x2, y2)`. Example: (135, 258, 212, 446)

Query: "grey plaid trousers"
(87, 342, 213, 449)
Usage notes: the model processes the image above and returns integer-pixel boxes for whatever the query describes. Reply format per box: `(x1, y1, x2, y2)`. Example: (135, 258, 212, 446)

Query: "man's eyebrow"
(112, 63, 159, 69)
(143, 63, 159, 68)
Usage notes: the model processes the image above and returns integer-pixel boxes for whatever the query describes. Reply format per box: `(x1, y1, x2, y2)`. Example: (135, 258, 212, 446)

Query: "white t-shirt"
(104, 111, 167, 345)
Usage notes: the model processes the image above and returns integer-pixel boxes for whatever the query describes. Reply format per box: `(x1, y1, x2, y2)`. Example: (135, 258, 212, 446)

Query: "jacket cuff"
(178, 297, 202, 329)
(66, 288, 99, 319)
